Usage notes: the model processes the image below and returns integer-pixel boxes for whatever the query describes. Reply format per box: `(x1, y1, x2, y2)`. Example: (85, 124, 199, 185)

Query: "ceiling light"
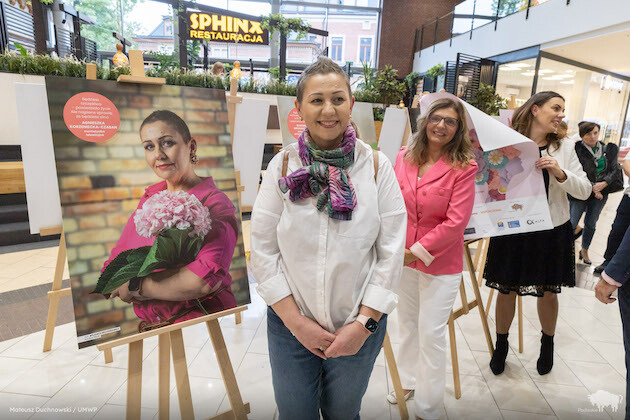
(507, 63, 531, 68)
(538, 69, 554, 74)
(521, 72, 535, 76)
(560, 81, 574, 84)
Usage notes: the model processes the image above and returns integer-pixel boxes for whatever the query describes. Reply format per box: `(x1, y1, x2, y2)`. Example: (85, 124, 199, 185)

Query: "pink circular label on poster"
(63, 92, 120, 143)
(287, 108, 307, 140)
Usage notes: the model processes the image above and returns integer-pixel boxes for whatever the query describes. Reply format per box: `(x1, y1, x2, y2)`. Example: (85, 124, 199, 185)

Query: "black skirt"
(485, 220, 575, 296)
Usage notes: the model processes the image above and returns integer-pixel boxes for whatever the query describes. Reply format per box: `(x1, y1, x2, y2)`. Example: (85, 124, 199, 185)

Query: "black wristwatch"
(356, 314, 379, 333)
(128, 277, 141, 292)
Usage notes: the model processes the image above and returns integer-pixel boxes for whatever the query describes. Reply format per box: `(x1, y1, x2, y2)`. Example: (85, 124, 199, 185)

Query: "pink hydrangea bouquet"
(92, 190, 212, 295)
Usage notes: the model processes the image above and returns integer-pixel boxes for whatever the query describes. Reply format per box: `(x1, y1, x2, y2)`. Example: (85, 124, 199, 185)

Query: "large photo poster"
(45, 77, 250, 348)
(420, 92, 553, 240)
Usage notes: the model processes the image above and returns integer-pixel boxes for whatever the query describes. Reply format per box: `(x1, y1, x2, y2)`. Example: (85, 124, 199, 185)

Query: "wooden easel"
(225, 63, 246, 326)
(94, 52, 247, 419)
(383, 333, 409, 419)
(447, 238, 494, 399)
(97, 306, 249, 420)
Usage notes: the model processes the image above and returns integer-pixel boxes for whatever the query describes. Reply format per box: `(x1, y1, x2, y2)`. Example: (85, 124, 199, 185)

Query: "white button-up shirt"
(250, 139, 407, 332)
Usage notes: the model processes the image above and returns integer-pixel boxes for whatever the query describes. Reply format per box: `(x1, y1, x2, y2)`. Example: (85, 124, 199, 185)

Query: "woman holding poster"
(486, 92, 591, 376)
(389, 98, 477, 419)
(250, 57, 406, 419)
(100, 110, 238, 330)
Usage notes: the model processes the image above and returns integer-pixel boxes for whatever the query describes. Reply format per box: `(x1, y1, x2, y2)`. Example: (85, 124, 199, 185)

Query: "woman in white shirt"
(250, 57, 406, 420)
(485, 91, 591, 376)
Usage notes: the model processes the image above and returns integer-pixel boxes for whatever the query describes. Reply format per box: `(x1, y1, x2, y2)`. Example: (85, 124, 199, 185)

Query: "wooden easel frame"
(97, 305, 249, 420)
(447, 238, 494, 399)
(42, 64, 114, 363)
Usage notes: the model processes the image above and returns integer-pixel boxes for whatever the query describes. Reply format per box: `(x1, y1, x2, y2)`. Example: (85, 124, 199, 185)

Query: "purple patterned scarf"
(278, 124, 357, 220)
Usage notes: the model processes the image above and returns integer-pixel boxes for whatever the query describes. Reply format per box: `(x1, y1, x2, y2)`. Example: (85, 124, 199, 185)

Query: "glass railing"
(415, 0, 556, 54)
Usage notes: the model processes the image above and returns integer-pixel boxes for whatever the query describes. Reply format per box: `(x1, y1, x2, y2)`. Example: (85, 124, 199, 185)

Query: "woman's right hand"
(404, 249, 418, 266)
(287, 315, 337, 360)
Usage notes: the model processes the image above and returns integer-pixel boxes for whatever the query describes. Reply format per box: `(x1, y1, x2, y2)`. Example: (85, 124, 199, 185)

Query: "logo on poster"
(507, 220, 520, 228)
(527, 218, 545, 225)
(287, 108, 307, 140)
(63, 92, 120, 143)
(497, 221, 504, 228)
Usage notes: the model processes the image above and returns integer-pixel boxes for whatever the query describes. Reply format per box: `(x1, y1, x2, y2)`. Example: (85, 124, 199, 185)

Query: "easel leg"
(159, 333, 171, 420)
(518, 296, 524, 353)
(43, 293, 61, 352)
(104, 348, 113, 364)
(485, 288, 495, 318)
(43, 233, 67, 352)
(382, 332, 409, 420)
(126, 340, 143, 420)
(448, 315, 461, 400)
(170, 329, 195, 420)
(206, 319, 248, 420)
(464, 246, 494, 355)
(234, 312, 242, 325)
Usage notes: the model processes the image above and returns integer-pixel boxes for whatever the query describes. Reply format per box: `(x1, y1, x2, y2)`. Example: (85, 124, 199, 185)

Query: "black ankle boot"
(537, 331, 554, 375)
(489, 333, 509, 375)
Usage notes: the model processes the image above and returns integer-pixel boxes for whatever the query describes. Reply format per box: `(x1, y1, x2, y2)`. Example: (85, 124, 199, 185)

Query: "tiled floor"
(0, 193, 626, 419)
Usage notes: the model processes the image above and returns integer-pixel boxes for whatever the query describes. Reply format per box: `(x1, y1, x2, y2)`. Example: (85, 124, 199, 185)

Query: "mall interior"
(0, 0, 629, 419)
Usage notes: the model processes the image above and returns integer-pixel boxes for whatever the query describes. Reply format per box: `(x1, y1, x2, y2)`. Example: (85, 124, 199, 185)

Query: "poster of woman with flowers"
(45, 77, 249, 348)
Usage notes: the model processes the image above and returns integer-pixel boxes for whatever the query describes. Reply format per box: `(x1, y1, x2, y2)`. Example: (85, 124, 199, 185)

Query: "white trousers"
(396, 266, 461, 420)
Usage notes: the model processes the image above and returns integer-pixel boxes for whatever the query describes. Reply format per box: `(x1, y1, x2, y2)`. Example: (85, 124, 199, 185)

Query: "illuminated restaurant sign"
(186, 11, 269, 45)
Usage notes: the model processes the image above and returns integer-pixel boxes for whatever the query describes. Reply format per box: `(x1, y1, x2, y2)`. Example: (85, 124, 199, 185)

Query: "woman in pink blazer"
(388, 98, 477, 420)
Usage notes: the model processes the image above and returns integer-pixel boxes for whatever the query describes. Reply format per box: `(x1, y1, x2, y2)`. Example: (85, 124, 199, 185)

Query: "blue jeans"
(618, 281, 630, 419)
(267, 307, 386, 420)
(570, 195, 609, 250)
(604, 195, 630, 264)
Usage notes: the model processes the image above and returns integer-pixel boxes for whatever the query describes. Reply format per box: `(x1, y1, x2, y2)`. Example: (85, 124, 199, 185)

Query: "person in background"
(389, 97, 477, 420)
(595, 191, 630, 418)
(570, 121, 619, 265)
(485, 92, 591, 376)
(211, 62, 225, 76)
(250, 57, 407, 420)
(595, 150, 630, 274)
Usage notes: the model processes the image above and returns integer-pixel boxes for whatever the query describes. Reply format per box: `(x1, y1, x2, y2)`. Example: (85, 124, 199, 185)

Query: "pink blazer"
(394, 147, 477, 275)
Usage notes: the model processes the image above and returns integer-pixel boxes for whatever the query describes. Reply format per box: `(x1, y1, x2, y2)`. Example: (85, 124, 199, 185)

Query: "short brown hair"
(296, 57, 352, 103)
(405, 98, 473, 168)
(578, 121, 600, 138)
(511, 91, 564, 153)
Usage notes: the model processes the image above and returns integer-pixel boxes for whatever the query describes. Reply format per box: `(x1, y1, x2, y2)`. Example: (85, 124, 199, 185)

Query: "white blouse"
(542, 138, 591, 227)
(250, 139, 407, 332)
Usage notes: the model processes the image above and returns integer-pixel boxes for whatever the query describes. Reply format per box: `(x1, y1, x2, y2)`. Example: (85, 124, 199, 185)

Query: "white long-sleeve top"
(542, 138, 592, 227)
(250, 139, 407, 332)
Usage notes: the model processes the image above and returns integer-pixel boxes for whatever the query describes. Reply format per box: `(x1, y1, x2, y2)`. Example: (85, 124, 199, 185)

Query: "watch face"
(365, 318, 378, 333)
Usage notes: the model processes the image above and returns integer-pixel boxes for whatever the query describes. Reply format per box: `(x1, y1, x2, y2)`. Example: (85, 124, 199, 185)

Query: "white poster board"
(351, 102, 377, 145)
(379, 107, 411, 165)
(276, 95, 304, 146)
(233, 97, 270, 209)
(14, 82, 63, 234)
(0, 73, 43, 146)
(420, 92, 552, 240)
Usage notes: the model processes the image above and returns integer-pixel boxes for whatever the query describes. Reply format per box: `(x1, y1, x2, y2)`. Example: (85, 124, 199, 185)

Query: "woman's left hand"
(324, 321, 370, 358)
(536, 156, 566, 181)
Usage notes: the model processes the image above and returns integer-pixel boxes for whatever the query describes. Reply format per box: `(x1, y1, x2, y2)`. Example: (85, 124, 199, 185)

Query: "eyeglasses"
(428, 115, 459, 128)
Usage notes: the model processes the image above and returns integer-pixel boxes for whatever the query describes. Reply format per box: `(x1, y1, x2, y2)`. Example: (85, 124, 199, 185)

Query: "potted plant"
(468, 83, 507, 116)
(425, 63, 445, 91)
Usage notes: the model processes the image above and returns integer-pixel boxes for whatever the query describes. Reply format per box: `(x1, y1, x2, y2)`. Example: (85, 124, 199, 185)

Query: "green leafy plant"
(373, 65, 407, 107)
(404, 71, 421, 91)
(468, 83, 507, 116)
(260, 14, 311, 40)
(426, 63, 445, 80)
(373, 107, 385, 122)
(13, 43, 28, 57)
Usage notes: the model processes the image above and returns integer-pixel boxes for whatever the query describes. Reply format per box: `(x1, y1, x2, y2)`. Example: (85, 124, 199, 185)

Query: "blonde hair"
(405, 98, 473, 168)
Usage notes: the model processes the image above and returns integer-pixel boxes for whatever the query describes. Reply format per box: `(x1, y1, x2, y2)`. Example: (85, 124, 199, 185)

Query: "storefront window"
(536, 58, 630, 143)
(495, 58, 537, 109)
